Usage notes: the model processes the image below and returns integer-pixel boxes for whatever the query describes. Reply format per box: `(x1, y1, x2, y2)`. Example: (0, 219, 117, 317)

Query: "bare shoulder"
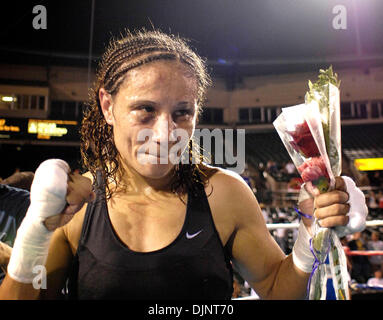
(209, 166, 250, 187)
(208, 166, 257, 203)
(204, 165, 262, 229)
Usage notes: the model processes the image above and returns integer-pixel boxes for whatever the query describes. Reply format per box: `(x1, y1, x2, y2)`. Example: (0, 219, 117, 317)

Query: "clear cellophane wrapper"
(273, 83, 349, 300)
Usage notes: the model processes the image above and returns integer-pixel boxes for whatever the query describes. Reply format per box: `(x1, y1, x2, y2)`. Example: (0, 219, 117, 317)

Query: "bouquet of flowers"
(273, 67, 349, 300)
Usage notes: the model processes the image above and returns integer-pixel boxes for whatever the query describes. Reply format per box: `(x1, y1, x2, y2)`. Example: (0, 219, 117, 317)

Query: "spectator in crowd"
(358, 172, 370, 187)
(367, 231, 383, 271)
(253, 167, 270, 204)
(240, 167, 256, 194)
(273, 217, 287, 254)
(367, 269, 383, 287)
(0, 241, 11, 277)
(368, 191, 378, 210)
(348, 232, 372, 283)
(284, 160, 296, 176)
(0, 171, 34, 191)
(266, 160, 278, 176)
(340, 237, 353, 274)
(0, 184, 30, 284)
(378, 191, 383, 212)
(369, 171, 383, 187)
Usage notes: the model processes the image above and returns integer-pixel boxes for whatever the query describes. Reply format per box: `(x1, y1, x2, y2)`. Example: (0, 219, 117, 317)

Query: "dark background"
(1, 0, 382, 74)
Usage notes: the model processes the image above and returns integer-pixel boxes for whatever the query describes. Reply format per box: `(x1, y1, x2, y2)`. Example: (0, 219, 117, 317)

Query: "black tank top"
(66, 171, 233, 300)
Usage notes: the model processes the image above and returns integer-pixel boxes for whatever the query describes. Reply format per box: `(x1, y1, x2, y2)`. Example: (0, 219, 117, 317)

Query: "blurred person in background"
(367, 268, 383, 287)
(367, 191, 378, 212)
(0, 171, 34, 191)
(378, 191, 383, 212)
(284, 160, 296, 176)
(367, 231, 383, 271)
(348, 232, 372, 283)
(0, 184, 30, 284)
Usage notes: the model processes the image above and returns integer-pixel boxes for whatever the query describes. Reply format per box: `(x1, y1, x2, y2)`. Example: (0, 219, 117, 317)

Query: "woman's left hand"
(313, 176, 350, 228)
(300, 176, 368, 236)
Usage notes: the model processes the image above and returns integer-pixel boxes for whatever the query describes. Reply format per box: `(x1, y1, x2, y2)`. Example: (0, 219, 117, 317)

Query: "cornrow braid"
(101, 34, 168, 66)
(102, 46, 171, 87)
(80, 28, 216, 199)
(106, 53, 178, 95)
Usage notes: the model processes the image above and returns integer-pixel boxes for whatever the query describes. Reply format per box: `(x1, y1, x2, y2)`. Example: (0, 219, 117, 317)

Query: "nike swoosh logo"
(186, 229, 203, 239)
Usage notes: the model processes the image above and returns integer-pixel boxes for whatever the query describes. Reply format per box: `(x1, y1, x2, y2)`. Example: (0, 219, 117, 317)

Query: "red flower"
(298, 156, 329, 182)
(288, 121, 320, 158)
(297, 156, 330, 193)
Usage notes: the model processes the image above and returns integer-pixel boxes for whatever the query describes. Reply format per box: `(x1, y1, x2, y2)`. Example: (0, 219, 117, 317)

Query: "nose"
(152, 113, 177, 144)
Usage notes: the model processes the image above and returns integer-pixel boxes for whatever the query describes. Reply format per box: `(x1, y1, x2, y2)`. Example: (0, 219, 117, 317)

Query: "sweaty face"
(102, 60, 199, 180)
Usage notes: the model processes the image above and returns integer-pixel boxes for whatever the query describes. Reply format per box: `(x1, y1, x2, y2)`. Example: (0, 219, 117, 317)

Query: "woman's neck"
(114, 162, 177, 196)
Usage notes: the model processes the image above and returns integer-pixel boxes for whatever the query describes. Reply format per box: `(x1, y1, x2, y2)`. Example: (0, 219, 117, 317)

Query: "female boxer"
(0, 30, 367, 300)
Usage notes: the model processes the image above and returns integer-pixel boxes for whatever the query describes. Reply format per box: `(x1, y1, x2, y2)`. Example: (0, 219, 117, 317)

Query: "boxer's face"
(100, 60, 198, 180)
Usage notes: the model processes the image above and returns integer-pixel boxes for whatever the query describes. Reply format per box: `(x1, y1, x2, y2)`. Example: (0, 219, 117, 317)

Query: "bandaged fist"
(29, 159, 95, 232)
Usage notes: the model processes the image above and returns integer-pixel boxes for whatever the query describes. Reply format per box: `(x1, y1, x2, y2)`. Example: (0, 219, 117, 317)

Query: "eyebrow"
(127, 100, 152, 108)
(175, 101, 194, 109)
(129, 100, 195, 109)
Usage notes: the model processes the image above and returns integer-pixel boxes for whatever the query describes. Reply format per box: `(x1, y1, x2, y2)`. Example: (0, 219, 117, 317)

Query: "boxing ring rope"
(266, 220, 383, 230)
(345, 250, 383, 256)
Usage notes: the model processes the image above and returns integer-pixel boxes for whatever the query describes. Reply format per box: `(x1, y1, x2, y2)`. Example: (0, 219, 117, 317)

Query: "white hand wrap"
(292, 220, 314, 273)
(334, 176, 368, 238)
(7, 159, 70, 283)
(292, 176, 368, 273)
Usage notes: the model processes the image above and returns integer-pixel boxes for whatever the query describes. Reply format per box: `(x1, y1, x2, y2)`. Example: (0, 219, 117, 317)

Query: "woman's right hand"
(43, 171, 95, 231)
(26, 159, 95, 232)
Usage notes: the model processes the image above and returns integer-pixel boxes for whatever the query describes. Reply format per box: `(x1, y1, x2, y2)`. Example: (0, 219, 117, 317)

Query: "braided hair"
(80, 29, 217, 199)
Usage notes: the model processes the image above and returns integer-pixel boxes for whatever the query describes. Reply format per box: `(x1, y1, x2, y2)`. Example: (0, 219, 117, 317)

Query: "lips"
(136, 149, 181, 165)
(136, 152, 167, 165)
(147, 152, 166, 158)
(142, 151, 169, 160)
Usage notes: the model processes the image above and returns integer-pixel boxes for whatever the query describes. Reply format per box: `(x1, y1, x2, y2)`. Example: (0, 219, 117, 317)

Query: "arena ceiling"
(1, 0, 383, 76)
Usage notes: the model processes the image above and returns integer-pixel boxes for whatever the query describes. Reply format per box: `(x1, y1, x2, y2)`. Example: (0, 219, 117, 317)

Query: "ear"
(99, 88, 114, 126)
